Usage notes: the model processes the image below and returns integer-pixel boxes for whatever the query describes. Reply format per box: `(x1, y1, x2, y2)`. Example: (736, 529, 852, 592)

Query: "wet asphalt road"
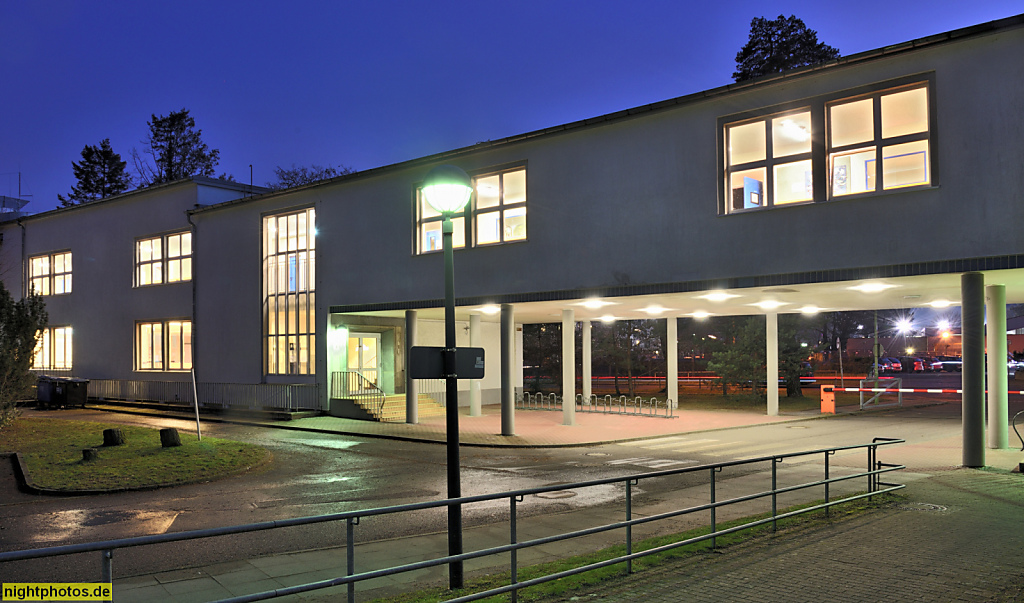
(1, 410, 714, 581)
(1, 375, 1012, 583)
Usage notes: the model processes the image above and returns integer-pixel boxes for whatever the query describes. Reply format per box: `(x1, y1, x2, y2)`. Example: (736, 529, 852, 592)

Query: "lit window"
(720, 78, 933, 213)
(474, 169, 527, 246)
(167, 233, 192, 282)
(725, 111, 812, 211)
(32, 326, 73, 370)
(416, 166, 526, 253)
(829, 85, 930, 196)
(136, 232, 191, 286)
(136, 320, 192, 371)
(137, 322, 163, 370)
(29, 251, 72, 296)
(263, 208, 315, 375)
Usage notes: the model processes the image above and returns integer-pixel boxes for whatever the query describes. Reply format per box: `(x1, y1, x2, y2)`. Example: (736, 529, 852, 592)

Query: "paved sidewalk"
(86, 395, 950, 447)
(101, 397, 1024, 603)
(549, 468, 1024, 603)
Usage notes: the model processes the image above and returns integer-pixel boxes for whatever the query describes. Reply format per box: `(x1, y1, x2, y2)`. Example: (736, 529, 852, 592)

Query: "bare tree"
(267, 164, 355, 190)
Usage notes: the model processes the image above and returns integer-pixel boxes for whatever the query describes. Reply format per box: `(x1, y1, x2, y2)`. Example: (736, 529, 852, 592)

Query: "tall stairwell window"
(263, 207, 315, 375)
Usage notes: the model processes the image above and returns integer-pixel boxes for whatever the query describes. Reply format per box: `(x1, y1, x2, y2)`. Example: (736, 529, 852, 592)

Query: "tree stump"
(102, 428, 126, 447)
(82, 448, 98, 461)
(159, 428, 182, 448)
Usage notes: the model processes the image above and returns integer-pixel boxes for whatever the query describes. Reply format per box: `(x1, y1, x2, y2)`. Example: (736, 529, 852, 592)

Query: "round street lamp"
(423, 164, 473, 214)
(422, 164, 472, 589)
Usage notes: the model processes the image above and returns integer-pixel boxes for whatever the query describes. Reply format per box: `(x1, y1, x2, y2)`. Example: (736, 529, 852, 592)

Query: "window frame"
(28, 250, 72, 296)
(262, 206, 316, 376)
(826, 81, 934, 198)
(135, 231, 192, 287)
(32, 325, 73, 370)
(722, 106, 820, 212)
(135, 319, 192, 372)
(718, 74, 936, 215)
(415, 164, 528, 255)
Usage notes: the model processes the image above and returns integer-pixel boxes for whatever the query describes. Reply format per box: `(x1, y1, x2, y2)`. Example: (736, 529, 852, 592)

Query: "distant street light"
(421, 164, 473, 590)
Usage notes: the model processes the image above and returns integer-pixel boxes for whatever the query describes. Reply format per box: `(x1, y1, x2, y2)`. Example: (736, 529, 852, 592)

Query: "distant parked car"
(934, 356, 963, 372)
(883, 357, 902, 373)
(898, 357, 925, 373)
(875, 358, 895, 374)
(919, 356, 939, 372)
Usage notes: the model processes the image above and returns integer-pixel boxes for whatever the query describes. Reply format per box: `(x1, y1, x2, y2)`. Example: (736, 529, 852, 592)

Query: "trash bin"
(36, 376, 86, 409)
(65, 378, 89, 408)
(37, 376, 67, 409)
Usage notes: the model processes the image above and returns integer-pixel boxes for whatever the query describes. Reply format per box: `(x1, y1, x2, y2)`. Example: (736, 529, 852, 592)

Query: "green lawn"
(368, 492, 901, 603)
(1, 417, 270, 491)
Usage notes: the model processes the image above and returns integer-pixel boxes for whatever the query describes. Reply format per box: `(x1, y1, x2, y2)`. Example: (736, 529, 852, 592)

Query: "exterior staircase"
(354, 393, 446, 422)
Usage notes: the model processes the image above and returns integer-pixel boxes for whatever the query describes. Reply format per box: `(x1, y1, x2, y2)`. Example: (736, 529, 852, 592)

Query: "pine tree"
(132, 109, 220, 186)
(57, 139, 133, 206)
(733, 15, 840, 82)
(0, 283, 48, 429)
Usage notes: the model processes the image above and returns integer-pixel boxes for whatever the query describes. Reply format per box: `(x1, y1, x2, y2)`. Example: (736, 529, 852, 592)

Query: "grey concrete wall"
(300, 25, 1024, 308)
(6, 21, 1021, 394)
(7, 181, 202, 380)
(190, 194, 320, 385)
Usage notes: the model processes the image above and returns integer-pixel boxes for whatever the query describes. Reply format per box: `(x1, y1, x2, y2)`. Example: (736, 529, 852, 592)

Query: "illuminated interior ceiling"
(341, 268, 1024, 324)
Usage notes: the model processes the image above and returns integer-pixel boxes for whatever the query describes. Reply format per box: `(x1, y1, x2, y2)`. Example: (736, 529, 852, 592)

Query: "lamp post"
(422, 164, 473, 589)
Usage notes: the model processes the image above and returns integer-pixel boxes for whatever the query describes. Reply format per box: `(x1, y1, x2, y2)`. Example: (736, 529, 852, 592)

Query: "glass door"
(347, 333, 380, 390)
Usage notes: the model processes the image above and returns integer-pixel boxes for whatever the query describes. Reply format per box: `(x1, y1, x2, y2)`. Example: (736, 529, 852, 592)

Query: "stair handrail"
(333, 371, 387, 418)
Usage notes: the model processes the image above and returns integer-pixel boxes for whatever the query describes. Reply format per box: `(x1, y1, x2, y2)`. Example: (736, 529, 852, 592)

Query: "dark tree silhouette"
(0, 282, 48, 428)
(734, 15, 839, 82)
(58, 139, 132, 206)
(267, 164, 355, 190)
(132, 109, 220, 186)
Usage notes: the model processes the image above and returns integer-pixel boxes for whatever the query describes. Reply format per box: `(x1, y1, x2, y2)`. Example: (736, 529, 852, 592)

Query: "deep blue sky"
(2, 1, 1021, 212)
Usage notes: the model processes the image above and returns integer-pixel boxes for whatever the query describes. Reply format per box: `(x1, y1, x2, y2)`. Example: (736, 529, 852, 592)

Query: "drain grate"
(535, 490, 577, 500)
(900, 502, 949, 512)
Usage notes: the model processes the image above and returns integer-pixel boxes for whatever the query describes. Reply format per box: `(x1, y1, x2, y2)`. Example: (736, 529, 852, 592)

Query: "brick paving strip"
(542, 469, 1024, 603)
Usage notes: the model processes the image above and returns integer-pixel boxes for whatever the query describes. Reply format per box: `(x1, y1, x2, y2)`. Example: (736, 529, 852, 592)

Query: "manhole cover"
(585, 452, 609, 457)
(535, 490, 577, 500)
(900, 503, 948, 512)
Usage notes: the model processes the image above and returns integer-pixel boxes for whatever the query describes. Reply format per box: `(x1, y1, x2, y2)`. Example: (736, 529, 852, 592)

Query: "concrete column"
(405, 310, 418, 425)
(469, 313, 482, 417)
(562, 308, 576, 426)
(582, 320, 592, 405)
(500, 304, 515, 436)
(986, 284, 1008, 449)
(766, 312, 779, 417)
(667, 317, 678, 410)
(962, 272, 985, 467)
(515, 325, 524, 390)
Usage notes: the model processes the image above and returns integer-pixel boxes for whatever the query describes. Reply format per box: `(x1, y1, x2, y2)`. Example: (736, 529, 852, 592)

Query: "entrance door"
(348, 333, 381, 389)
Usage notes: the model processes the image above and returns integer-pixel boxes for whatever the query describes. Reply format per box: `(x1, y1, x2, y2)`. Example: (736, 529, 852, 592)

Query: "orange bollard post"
(820, 385, 835, 414)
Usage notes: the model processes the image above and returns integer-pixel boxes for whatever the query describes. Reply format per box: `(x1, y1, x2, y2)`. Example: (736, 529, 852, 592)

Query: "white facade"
(4, 15, 1024, 421)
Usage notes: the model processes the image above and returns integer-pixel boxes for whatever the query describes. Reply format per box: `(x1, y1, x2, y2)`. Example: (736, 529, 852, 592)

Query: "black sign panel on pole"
(409, 346, 485, 379)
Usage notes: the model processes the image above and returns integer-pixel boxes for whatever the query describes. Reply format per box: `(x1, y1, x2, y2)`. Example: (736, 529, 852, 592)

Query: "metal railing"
(577, 394, 675, 418)
(516, 391, 562, 411)
(515, 391, 675, 418)
(414, 378, 446, 407)
(0, 438, 904, 603)
(859, 378, 904, 409)
(87, 379, 320, 411)
(330, 371, 387, 418)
